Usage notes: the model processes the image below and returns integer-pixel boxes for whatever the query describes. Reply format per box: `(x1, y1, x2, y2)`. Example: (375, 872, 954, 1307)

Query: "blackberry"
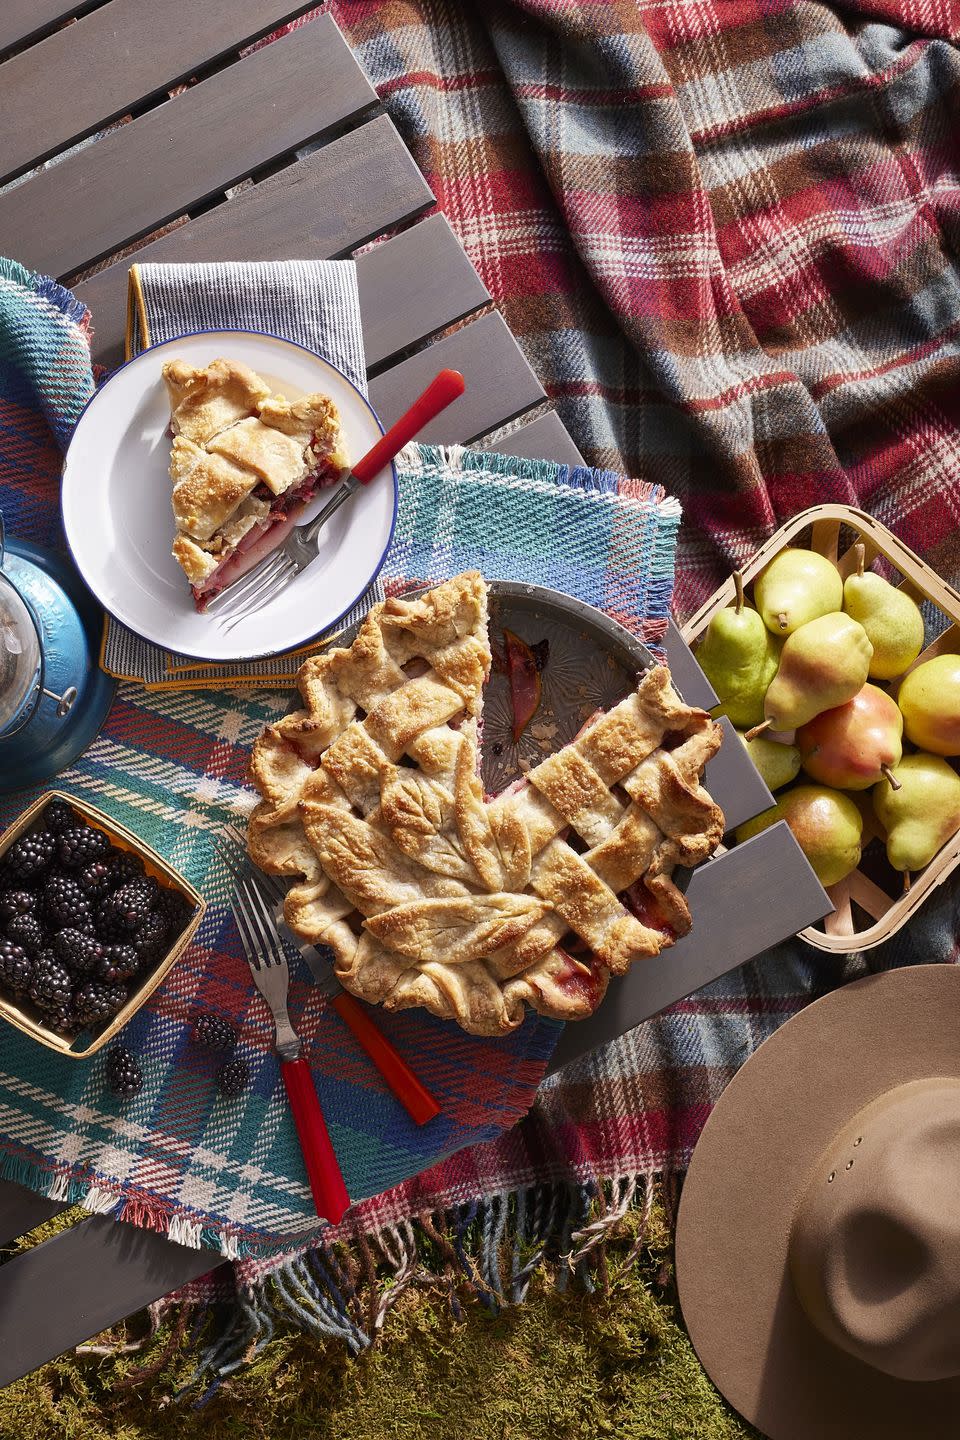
(41, 874, 91, 932)
(5, 913, 47, 958)
(158, 889, 195, 940)
(0, 940, 32, 994)
(52, 927, 103, 976)
(28, 951, 72, 1014)
(106, 851, 145, 890)
(217, 1058, 249, 1098)
(193, 1013, 236, 1052)
(0, 890, 36, 924)
(73, 979, 127, 1028)
(97, 944, 138, 984)
(97, 881, 155, 940)
(133, 909, 168, 965)
(78, 860, 112, 902)
(41, 799, 80, 836)
(3, 832, 56, 884)
(105, 1044, 143, 1100)
(45, 1003, 77, 1036)
(57, 826, 109, 870)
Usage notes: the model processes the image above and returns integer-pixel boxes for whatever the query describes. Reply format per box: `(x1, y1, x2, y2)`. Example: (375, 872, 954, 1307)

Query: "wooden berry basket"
(681, 504, 960, 952)
(0, 790, 204, 1055)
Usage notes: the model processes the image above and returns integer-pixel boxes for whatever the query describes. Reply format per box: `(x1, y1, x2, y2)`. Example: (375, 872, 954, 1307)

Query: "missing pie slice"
(163, 358, 349, 610)
(247, 572, 726, 1037)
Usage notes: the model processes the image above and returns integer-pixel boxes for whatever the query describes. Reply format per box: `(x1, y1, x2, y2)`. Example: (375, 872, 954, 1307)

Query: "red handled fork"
(212, 367, 466, 625)
(229, 874, 350, 1224)
(216, 827, 440, 1126)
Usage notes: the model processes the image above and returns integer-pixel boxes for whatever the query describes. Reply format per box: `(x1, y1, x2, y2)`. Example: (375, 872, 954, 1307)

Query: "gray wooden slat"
(0, 1179, 69, 1247)
(359, 216, 490, 370)
(704, 715, 774, 833)
(369, 311, 546, 442)
(664, 618, 719, 709)
(0, 0, 102, 55)
(547, 822, 832, 1074)
(0, 1209, 224, 1385)
(483, 410, 585, 468)
(0, 0, 317, 184)
(74, 115, 435, 370)
(0, 13, 377, 279)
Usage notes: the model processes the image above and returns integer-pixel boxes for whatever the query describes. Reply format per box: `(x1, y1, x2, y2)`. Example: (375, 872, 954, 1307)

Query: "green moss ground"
(0, 1204, 760, 1440)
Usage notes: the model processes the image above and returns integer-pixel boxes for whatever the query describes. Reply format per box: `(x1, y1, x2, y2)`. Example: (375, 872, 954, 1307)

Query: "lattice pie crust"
(248, 573, 724, 1036)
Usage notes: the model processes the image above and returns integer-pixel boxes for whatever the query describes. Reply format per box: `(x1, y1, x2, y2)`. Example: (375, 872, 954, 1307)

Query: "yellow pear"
(897, 654, 960, 757)
(753, 548, 843, 635)
(763, 613, 873, 732)
(874, 753, 960, 871)
(736, 784, 862, 887)
(842, 549, 924, 680)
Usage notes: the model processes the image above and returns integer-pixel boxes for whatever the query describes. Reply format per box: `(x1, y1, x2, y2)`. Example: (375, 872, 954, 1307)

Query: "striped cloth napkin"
(102, 258, 382, 689)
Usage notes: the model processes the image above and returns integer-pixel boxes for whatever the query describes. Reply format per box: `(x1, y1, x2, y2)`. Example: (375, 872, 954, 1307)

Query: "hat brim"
(676, 964, 960, 1440)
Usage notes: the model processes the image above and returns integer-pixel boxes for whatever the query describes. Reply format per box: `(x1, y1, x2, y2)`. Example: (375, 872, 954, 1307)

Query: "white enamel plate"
(61, 330, 397, 663)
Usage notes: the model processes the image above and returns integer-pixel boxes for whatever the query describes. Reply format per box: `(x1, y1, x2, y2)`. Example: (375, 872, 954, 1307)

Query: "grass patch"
(0, 1202, 760, 1440)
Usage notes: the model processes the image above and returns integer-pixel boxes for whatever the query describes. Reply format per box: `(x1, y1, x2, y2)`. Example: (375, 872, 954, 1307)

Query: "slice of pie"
(247, 572, 725, 1036)
(162, 358, 349, 610)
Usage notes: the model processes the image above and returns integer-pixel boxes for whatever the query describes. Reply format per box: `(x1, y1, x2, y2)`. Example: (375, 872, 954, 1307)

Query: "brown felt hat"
(676, 964, 960, 1440)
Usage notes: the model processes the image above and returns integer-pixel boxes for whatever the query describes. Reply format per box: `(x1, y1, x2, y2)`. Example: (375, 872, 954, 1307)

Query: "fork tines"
(230, 876, 289, 973)
(213, 825, 286, 908)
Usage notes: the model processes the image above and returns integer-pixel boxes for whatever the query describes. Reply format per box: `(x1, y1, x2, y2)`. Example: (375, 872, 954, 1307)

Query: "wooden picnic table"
(0, 3, 831, 1384)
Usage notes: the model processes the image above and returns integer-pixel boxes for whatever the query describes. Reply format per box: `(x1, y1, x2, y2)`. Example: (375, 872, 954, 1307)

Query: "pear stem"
(745, 720, 773, 741)
(733, 571, 745, 615)
(854, 543, 865, 577)
(903, 871, 912, 895)
(881, 764, 901, 791)
(777, 611, 788, 630)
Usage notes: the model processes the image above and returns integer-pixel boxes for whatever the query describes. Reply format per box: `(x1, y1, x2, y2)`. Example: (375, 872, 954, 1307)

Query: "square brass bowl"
(0, 790, 205, 1056)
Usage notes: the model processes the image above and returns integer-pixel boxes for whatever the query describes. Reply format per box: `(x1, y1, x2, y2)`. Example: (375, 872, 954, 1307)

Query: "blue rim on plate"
(60, 328, 399, 665)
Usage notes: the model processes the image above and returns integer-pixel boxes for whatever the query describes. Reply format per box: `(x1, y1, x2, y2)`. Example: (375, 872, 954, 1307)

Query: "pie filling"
(190, 457, 341, 610)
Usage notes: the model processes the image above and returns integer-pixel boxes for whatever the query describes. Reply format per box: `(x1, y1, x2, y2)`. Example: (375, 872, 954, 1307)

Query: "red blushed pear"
(797, 683, 903, 791)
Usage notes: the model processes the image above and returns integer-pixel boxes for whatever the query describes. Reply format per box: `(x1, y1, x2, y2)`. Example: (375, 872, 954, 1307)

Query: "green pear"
(753, 548, 843, 636)
(695, 575, 780, 728)
(843, 550, 924, 680)
(737, 731, 801, 791)
(735, 784, 862, 887)
(897, 654, 960, 757)
(763, 613, 873, 732)
(873, 753, 960, 872)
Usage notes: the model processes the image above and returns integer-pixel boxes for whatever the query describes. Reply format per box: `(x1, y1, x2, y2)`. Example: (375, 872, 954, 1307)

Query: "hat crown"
(789, 1078, 960, 1383)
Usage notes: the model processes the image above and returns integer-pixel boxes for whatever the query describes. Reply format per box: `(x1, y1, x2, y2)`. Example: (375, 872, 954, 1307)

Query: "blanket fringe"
(156, 1172, 667, 1400)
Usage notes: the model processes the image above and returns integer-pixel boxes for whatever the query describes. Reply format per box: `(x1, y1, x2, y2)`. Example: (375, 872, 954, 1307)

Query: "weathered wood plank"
(547, 822, 832, 1074)
(704, 715, 774, 833)
(359, 216, 489, 370)
(0, 0, 318, 184)
(0, 1179, 69, 1247)
(369, 311, 546, 442)
(74, 116, 435, 369)
(0, 1, 102, 56)
(0, 1209, 223, 1385)
(482, 410, 585, 468)
(664, 618, 719, 709)
(0, 13, 377, 279)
